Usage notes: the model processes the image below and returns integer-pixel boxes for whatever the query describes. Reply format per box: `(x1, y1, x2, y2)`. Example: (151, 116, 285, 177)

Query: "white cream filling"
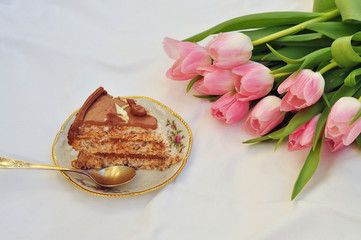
(115, 103, 129, 123)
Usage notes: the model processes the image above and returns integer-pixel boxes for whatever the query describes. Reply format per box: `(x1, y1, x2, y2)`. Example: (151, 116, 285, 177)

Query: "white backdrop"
(2, 0, 361, 239)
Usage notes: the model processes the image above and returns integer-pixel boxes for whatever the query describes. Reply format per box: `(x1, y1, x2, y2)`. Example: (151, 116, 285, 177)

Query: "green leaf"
(349, 108, 361, 126)
(193, 94, 221, 102)
(252, 44, 269, 55)
(317, 60, 332, 72)
(354, 46, 361, 55)
(266, 46, 332, 71)
(335, 0, 361, 23)
(262, 46, 317, 61)
(186, 75, 202, 93)
(291, 136, 324, 200)
(322, 92, 331, 109)
(350, 86, 361, 125)
(299, 47, 332, 70)
(243, 127, 286, 144)
(272, 37, 333, 47)
(273, 32, 324, 42)
(307, 93, 335, 150)
(313, 110, 329, 150)
(241, 26, 291, 41)
(323, 67, 351, 92)
(344, 67, 361, 87)
(251, 53, 268, 62)
(270, 63, 301, 74)
(313, 0, 336, 12)
(353, 85, 361, 99)
(266, 44, 304, 64)
(306, 22, 361, 39)
(183, 12, 324, 42)
(252, 9, 340, 46)
(269, 32, 334, 47)
(331, 32, 361, 67)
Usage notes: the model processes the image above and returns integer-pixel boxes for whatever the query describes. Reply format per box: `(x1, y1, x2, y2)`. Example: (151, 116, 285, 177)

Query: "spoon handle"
(0, 157, 72, 171)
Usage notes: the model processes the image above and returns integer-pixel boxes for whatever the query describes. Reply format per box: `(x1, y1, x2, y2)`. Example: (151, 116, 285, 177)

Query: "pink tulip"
(325, 97, 361, 152)
(205, 32, 253, 68)
(244, 96, 285, 136)
(232, 61, 274, 101)
(288, 114, 321, 151)
(163, 37, 212, 80)
(211, 92, 249, 124)
(278, 69, 325, 112)
(192, 65, 238, 95)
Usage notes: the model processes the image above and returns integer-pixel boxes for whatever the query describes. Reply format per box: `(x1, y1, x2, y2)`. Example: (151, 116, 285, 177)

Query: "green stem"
(273, 72, 292, 78)
(318, 61, 338, 74)
(252, 9, 339, 46)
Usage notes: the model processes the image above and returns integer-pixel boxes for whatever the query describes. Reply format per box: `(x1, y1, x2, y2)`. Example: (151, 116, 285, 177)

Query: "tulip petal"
(163, 37, 181, 59)
(181, 50, 212, 74)
(225, 100, 249, 124)
(288, 114, 320, 151)
(177, 42, 204, 58)
(343, 120, 361, 145)
(166, 59, 198, 80)
(277, 74, 295, 94)
(203, 69, 237, 95)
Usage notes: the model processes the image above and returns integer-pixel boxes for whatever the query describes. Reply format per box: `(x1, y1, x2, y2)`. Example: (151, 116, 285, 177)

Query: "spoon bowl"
(86, 166, 136, 187)
(0, 157, 136, 187)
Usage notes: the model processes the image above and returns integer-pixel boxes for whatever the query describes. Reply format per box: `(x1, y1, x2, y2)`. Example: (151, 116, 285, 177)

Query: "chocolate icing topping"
(127, 98, 147, 117)
(68, 87, 158, 145)
(76, 87, 106, 121)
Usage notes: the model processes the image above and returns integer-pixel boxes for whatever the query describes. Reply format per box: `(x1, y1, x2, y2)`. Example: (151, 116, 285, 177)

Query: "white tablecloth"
(2, 0, 361, 239)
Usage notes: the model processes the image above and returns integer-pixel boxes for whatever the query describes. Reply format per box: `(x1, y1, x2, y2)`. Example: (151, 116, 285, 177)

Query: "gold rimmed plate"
(52, 96, 192, 197)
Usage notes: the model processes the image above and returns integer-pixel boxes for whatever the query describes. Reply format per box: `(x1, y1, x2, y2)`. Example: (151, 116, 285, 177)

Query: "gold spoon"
(0, 157, 136, 187)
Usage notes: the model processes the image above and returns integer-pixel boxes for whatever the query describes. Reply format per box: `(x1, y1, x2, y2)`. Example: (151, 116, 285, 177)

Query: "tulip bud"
(244, 96, 285, 136)
(288, 114, 321, 151)
(278, 69, 325, 111)
(325, 97, 361, 152)
(205, 32, 253, 68)
(232, 61, 274, 101)
(192, 65, 238, 95)
(210, 92, 249, 124)
(163, 37, 212, 80)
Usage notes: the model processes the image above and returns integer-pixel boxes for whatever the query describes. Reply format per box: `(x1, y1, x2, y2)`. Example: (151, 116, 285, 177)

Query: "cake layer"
(72, 151, 183, 171)
(71, 138, 170, 155)
(75, 125, 169, 144)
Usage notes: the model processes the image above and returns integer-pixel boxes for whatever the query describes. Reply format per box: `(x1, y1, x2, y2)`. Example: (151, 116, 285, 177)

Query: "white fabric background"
(1, 0, 361, 239)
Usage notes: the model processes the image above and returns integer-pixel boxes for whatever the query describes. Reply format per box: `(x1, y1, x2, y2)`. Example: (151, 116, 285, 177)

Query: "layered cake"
(67, 87, 182, 171)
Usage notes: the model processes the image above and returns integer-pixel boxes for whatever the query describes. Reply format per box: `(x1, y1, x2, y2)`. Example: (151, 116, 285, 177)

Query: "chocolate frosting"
(68, 87, 157, 145)
(127, 99, 147, 117)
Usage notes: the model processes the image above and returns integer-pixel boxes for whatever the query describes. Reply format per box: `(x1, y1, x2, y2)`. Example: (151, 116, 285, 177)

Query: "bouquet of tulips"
(163, 0, 361, 199)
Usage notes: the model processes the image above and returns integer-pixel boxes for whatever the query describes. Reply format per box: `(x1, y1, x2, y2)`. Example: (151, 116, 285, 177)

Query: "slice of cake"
(67, 87, 182, 171)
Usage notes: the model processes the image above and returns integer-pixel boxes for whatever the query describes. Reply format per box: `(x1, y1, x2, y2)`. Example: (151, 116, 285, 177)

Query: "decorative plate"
(52, 96, 192, 197)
